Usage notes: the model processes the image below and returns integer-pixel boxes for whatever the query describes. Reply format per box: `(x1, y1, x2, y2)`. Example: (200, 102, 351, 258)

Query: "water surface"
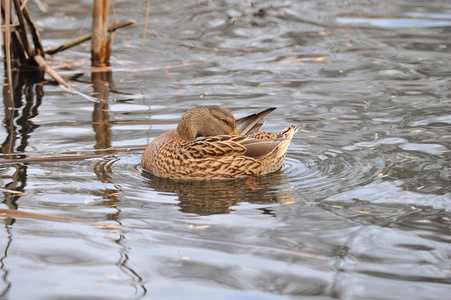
(1, 0, 451, 299)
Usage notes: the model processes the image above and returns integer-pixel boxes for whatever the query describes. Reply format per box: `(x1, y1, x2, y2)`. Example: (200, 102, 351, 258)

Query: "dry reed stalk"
(142, 0, 151, 46)
(20, 0, 44, 55)
(12, 0, 31, 58)
(34, 54, 105, 103)
(34, 54, 68, 86)
(4, 0, 15, 108)
(1, 0, 44, 65)
(92, 0, 111, 66)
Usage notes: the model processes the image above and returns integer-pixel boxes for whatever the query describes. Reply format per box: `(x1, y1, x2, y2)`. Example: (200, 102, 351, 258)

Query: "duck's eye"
(221, 118, 229, 125)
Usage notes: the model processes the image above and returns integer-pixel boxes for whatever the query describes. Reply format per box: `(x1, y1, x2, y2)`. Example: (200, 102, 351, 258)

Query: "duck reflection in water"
(142, 171, 295, 216)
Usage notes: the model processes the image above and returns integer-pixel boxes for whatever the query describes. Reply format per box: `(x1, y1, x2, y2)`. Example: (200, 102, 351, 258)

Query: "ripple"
(400, 143, 448, 155)
(335, 17, 451, 28)
(280, 144, 390, 201)
(67, 141, 392, 216)
(325, 180, 451, 212)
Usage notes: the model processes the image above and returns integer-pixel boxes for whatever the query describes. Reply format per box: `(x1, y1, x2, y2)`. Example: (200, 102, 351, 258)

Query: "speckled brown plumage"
(141, 106, 297, 180)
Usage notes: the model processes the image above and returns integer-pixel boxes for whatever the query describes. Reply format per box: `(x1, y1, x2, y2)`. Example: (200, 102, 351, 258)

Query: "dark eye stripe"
(213, 114, 233, 129)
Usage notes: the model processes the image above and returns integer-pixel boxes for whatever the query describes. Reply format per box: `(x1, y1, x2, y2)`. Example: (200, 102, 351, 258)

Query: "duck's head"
(176, 106, 238, 141)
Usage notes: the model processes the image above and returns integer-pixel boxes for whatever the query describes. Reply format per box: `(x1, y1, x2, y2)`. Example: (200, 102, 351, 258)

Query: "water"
(1, 0, 451, 299)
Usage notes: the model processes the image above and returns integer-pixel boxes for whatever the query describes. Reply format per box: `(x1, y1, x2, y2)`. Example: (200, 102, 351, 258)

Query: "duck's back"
(141, 130, 259, 180)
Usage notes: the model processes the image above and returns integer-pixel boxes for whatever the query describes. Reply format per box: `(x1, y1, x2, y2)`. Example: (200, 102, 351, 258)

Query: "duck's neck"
(176, 109, 203, 141)
(176, 117, 197, 141)
(176, 126, 195, 141)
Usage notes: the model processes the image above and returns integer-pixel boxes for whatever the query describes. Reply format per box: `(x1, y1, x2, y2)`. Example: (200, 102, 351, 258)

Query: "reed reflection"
(93, 158, 122, 222)
(1, 70, 44, 212)
(89, 75, 147, 297)
(1, 70, 43, 157)
(91, 71, 113, 151)
(91, 71, 124, 222)
(92, 157, 147, 297)
(1, 70, 44, 297)
(0, 226, 12, 298)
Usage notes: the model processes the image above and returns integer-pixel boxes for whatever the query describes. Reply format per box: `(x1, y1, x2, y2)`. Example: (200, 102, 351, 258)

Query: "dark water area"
(1, 0, 451, 299)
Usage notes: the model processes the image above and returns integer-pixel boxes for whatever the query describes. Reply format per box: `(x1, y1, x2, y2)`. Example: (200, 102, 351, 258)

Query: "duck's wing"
(236, 108, 276, 135)
(183, 135, 247, 159)
(240, 137, 287, 157)
(184, 135, 287, 159)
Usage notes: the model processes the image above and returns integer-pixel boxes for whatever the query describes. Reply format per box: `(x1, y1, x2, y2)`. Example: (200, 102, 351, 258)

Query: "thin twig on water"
(45, 19, 136, 55)
(142, 0, 151, 46)
(0, 147, 146, 157)
(0, 151, 142, 164)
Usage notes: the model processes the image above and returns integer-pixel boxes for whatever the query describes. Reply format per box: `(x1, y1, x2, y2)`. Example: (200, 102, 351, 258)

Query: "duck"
(141, 106, 297, 180)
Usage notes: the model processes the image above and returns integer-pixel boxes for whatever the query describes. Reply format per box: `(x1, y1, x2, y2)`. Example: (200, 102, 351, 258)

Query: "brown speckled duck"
(141, 106, 297, 180)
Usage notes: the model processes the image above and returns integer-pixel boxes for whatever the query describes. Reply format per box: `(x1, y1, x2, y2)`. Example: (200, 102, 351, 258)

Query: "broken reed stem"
(34, 54, 105, 103)
(45, 19, 135, 55)
(34, 54, 70, 88)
